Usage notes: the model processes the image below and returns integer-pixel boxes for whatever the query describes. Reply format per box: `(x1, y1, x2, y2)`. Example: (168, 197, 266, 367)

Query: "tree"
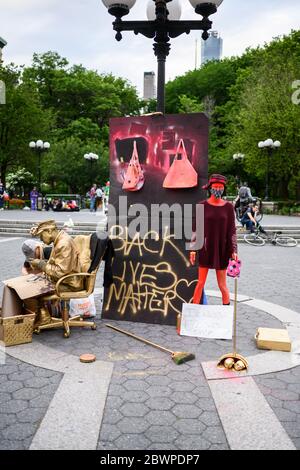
(23, 53, 142, 130)
(165, 57, 251, 114)
(0, 51, 144, 194)
(22, 52, 142, 193)
(55, 117, 101, 142)
(165, 31, 300, 199)
(0, 63, 54, 184)
(220, 32, 300, 198)
(178, 95, 204, 114)
(42, 137, 109, 194)
(6, 168, 35, 196)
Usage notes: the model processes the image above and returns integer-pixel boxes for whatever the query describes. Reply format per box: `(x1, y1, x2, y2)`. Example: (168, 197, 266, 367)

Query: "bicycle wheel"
(276, 237, 298, 247)
(244, 233, 265, 246)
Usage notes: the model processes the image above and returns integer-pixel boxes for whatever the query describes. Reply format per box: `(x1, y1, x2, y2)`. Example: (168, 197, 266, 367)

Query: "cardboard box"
(1, 275, 55, 319)
(256, 328, 292, 352)
(3, 274, 54, 300)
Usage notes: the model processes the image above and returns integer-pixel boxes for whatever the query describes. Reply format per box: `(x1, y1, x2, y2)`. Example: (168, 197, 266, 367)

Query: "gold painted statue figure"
(30, 220, 83, 291)
(29, 220, 83, 327)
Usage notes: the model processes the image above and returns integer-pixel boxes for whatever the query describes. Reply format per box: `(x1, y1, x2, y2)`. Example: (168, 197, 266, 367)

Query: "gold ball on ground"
(79, 354, 96, 363)
(234, 360, 246, 371)
(224, 358, 235, 369)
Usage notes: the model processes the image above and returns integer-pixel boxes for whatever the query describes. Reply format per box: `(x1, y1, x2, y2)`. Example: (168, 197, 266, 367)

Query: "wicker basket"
(0, 313, 35, 347)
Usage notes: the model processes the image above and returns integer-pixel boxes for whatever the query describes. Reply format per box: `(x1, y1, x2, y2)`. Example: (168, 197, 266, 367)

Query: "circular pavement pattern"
(36, 296, 284, 363)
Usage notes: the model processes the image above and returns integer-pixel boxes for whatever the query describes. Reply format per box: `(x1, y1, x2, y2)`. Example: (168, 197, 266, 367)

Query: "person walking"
(104, 181, 110, 210)
(89, 184, 97, 212)
(95, 185, 103, 212)
(0, 179, 5, 210)
(30, 186, 39, 211)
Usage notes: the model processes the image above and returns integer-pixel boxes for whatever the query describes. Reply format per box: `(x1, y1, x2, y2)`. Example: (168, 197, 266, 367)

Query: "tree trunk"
(0, 163, 7, 186)
(296, 180, 300, 201)
(277, 178, 290, 200)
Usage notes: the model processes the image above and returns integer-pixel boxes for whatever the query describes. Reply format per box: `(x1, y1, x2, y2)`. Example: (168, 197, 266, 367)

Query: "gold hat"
(30, 220, 57, 236)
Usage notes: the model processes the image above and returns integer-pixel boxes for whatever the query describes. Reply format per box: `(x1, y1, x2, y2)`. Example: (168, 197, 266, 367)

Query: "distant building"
(143, 71, 156, 100)
(201, 31, 223, 65)
(0, 37, 7, 63)
(0, 38, 7, 104)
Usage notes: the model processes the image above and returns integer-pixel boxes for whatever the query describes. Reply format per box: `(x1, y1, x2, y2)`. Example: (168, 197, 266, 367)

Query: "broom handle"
(106, 324, 174, 354)
(233, 277, 238, 354)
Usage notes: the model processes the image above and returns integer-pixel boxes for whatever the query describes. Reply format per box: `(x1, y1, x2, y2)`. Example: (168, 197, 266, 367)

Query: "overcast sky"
(0, 0, 299, 95)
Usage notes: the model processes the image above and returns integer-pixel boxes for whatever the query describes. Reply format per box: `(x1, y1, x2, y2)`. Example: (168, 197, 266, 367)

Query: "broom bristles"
(172, 352, 195, 365)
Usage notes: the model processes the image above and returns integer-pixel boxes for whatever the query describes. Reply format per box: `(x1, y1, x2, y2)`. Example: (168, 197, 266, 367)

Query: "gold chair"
(34, 234, 102, 338)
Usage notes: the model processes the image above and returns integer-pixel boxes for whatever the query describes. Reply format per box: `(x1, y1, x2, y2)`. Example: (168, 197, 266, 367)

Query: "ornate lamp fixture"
(101, 0, 224, 112)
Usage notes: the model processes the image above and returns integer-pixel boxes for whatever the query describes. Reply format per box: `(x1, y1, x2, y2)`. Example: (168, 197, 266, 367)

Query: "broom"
(105, 324, 195, 365)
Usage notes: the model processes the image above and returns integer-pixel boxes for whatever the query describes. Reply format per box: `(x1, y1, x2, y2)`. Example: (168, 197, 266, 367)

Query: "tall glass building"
(201, 31, 223, 65)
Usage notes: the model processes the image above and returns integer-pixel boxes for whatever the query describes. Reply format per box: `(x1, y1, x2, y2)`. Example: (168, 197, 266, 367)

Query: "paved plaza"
(0, 209, 299, 225)
(1, 0, 300, 455)
(0, 225, 300, 450)
(0, 209, 107, 224)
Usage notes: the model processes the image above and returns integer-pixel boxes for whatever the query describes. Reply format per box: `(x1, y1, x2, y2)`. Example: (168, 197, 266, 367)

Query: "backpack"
(239, 186, 249, 199)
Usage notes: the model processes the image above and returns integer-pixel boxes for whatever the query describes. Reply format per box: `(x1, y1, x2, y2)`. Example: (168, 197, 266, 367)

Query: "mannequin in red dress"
(190, 174, 237, 305)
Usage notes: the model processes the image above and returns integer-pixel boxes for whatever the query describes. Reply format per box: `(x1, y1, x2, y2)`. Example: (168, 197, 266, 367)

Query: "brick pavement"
(256, 368, 300, 449)
(0, 356, 62, 450)
(0, 238, 299, 450)
(34, 300, 282, 450)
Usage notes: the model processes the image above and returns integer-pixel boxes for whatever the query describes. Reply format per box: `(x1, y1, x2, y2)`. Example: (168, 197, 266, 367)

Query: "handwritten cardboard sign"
(180, 303, 234, 340)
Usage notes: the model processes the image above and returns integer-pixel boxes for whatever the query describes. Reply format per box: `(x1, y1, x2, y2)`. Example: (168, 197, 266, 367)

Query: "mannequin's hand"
(30, 259, 46, 271)
(190, 251, 196, 266)
(231, 252, 238, 261)
(29, 259, 40, 269)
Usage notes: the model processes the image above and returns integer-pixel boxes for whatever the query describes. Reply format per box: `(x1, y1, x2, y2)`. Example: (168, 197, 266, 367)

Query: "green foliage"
(219, 31, 300, 198)
(23, 53, 141, 128)
(2, 33, 300, 201)
(0, 63, 54, 184)
(277, 201, 300, 216)
(178, 95, 204, 114)
(166, 58, 247, 114)
(0, 51, 142, 194)
(140, 98, 157, 114)
(166, 31, 300, 200)
(42, 136, 109, 194)
(6, 168, 35, 191)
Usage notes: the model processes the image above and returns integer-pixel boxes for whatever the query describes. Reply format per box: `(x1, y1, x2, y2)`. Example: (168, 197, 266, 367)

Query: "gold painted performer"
(28, 219, 84, 326)
(1, 220, 83, 326)
(29, 220, 83, 292)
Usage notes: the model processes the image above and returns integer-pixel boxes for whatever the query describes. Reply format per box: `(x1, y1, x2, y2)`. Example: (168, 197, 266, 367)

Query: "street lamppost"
(101, 0, 224, 113)
(29, 140, 50, 192)
(84, 153, 99, 185)
(233, 153, 245, 186)
(258, 139, 281, 201)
